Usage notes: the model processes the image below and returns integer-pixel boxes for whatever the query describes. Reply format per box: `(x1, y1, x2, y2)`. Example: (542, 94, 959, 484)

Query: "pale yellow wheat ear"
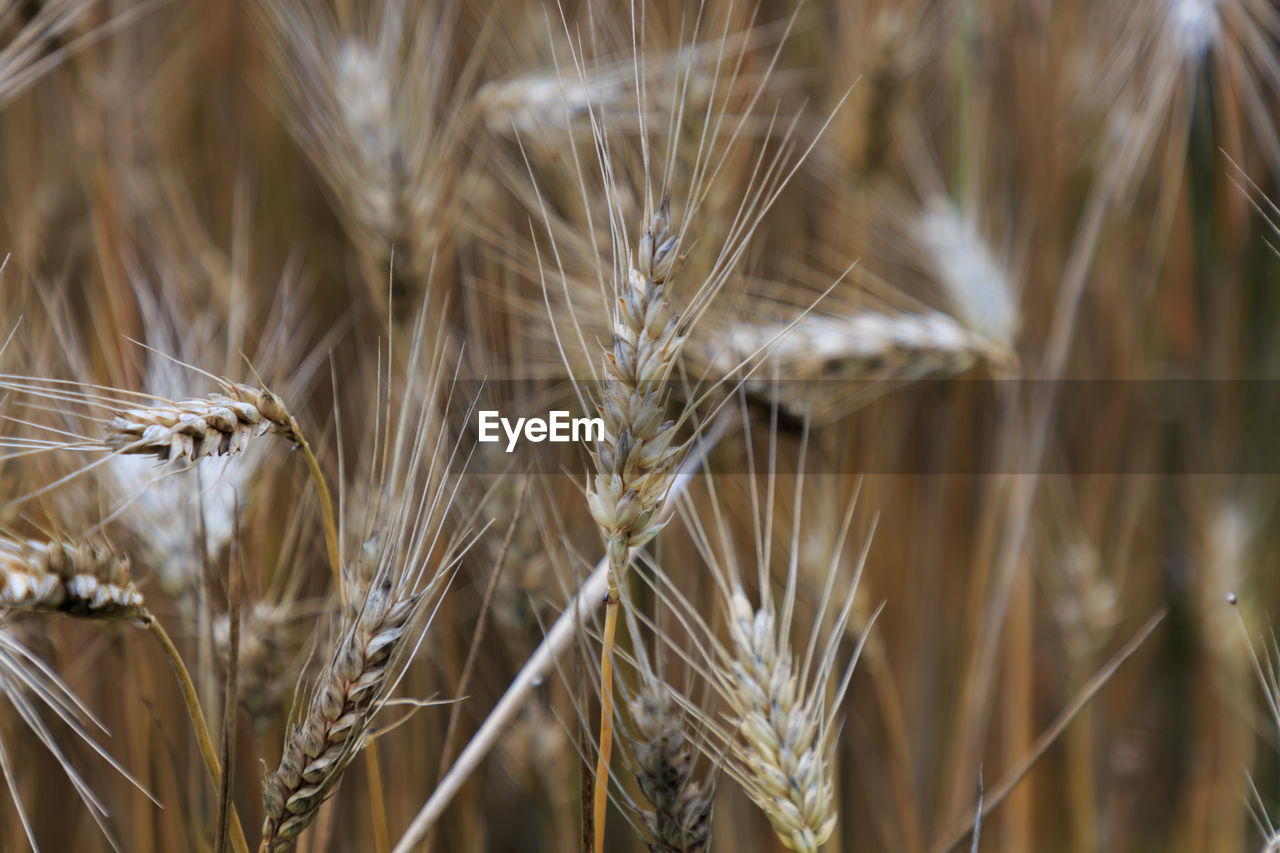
(254, 0, 484, 319)
(260, 295, 477, 851)
(704, 190, 1020, 420)
(647, 411, 880, 853)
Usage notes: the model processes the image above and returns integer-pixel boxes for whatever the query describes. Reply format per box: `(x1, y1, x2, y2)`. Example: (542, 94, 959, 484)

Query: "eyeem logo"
(478, 410, 605, 452)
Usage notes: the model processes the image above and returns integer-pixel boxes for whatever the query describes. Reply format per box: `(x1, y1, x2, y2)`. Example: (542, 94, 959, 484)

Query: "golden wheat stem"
(148, 617, 250, 853)
(592, 580, 620, 853)
(366, 742, 390, 853)
(293, 426, 341, 592)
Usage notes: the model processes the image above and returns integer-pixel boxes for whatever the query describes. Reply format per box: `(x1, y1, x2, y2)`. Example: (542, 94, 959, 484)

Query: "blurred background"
(2, 1, 1280, 851)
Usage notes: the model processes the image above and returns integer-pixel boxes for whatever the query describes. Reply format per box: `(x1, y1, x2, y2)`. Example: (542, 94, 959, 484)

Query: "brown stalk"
(930, 610, 1166, 853)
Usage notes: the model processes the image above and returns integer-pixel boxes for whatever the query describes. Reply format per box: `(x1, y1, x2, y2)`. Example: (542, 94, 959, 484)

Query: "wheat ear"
(627, 678, 714, 852)
(105, 383, 288, 462)
(0, 535, 145, 621)
(721, 589, 872, 853)
(586, 198, 686, 853)
(646, 417, 880, 853)
(712, 310, 995, 416)
(97, 379, 341, 588)
(260, 583, 416, 850)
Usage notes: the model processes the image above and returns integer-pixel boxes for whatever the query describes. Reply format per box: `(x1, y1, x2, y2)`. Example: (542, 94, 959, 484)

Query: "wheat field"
(1, 1, 1279, 851)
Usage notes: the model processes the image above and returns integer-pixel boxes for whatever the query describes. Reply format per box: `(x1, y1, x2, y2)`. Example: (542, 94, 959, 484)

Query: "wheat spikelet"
(260, 582, 416, 849)
(0, 535, 145, 622)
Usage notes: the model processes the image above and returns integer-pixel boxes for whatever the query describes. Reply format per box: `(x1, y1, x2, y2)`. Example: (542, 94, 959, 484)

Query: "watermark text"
(478, 410, 605, 452)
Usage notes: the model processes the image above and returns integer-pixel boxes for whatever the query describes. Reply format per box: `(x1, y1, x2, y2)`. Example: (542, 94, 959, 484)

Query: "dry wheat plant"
(2, 0, 1280, 851)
